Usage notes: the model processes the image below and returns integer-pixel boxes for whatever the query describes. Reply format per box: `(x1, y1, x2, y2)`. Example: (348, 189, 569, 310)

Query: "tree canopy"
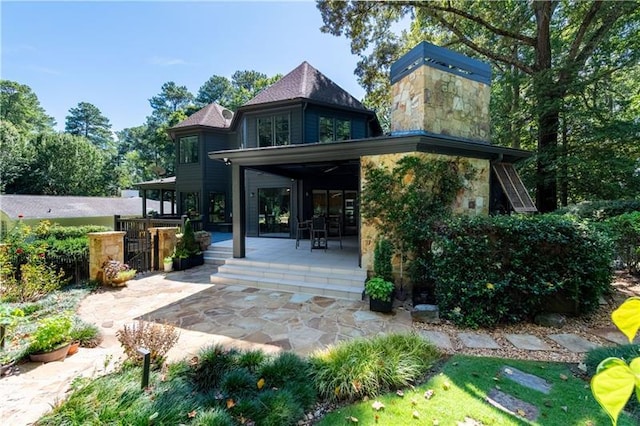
(317, 0, 640, 209)
(65, 101, 113, 149)
(0, 80, 55, 136)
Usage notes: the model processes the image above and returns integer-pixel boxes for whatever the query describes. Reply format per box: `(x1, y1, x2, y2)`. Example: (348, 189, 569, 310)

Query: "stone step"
(210, 271, 363, 301)
(203, 246, 233, 265)
(216, 260, 365, 287)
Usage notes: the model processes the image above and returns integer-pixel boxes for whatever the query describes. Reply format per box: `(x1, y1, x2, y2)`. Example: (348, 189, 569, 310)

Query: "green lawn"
(318, 355, 636, 426)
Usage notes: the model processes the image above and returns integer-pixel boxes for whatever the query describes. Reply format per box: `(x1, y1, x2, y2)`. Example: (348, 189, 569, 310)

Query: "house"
(159, 42, 535, 271)
(0, 194, 171, 233)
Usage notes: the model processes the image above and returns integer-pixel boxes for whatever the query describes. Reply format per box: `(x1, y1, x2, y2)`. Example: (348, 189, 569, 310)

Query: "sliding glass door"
(258, 187, 291, 237)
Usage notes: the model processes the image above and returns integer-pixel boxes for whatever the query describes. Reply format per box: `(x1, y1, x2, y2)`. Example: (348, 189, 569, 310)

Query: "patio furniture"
(310, 216, 327, 251)
(295, 217, 311, 249)
(328, 215, 343, 249)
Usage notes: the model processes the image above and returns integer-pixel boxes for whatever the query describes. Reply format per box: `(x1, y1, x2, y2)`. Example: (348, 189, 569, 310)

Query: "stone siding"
(150, 227, 178, 267)
(391, 64, 490, 142)
(88, 231, 126, 283)
(360, 152, 490, 274)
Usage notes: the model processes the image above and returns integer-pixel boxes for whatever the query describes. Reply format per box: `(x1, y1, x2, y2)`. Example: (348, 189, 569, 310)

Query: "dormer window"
(258, 114, 290, 147)
(319, 116, 351, 142)
(178, 135, 199, 163)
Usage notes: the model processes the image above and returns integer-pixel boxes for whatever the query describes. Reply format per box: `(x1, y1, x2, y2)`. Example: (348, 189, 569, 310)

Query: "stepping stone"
(411, 304, 440, 323)
(590, 327, 639, 345)
(458, 332, 500, 349)
(290, 293, 313, 304)
(505, 334, 551, 351)
(548, 334, 598, 352)
(418, 330, 453, 350)
(500, 366, 552, 394)
(486, 388, 539, 421)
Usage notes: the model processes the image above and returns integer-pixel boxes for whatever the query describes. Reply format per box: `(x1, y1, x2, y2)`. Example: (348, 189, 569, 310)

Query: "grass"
(318, 355, 637, 426)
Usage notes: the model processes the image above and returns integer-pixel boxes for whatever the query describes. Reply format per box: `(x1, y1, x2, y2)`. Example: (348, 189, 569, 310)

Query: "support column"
(232, 163, 246, 258)
(88, 231, 126, 283)
(149, 227, 178, 270)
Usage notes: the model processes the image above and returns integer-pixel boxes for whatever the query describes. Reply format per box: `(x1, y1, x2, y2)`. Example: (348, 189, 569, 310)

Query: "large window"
(181, 192, 200, 218)
(208, 192, 226, 223)
(257, 115, 290, 147)
(319, 116, 351, 142)
(258, 187, 290, 237)
(179, 135, 198, 164)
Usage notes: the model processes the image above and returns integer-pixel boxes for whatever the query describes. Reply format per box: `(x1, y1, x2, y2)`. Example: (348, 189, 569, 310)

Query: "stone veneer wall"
(88, 231, 126, 283)
(150, 227, 178, 267)
(391, 65, 491, 142)
(360, 152, 490, 275)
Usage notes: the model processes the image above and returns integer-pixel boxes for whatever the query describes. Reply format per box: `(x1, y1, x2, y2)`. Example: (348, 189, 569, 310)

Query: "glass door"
(258, 187, 291, 237)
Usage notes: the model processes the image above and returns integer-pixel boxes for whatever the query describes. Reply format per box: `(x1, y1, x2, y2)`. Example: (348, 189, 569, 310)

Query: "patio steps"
(209, 258, 366, 301)
(203, 246, 233, 266)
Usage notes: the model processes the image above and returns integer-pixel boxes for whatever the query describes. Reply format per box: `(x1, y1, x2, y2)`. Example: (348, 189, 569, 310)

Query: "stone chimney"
(390, 42, 491, 142)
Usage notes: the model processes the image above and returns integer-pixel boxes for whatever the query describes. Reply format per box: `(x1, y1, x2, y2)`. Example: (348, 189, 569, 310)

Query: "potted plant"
(68, 320, 101, 355)
(365, 277, 395, 313)
(29, 314, 73, 362)
(163, 256, 173, 272)
(172, 247, 191, 271)
(172, 219, 203, 270)
(101, 258, 136, 286)
(194, 230, 211, 251)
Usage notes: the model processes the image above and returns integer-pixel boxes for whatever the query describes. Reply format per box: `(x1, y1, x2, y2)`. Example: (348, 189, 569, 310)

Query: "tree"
(0, 120, 34, 193)
(65, 101, 113, 149)
(228, 70, 282, 110)
(317, 0, 640, 211)
(148, 81, 194, 121)
(10, 133, 113, 196)
(0, 80, 55, 135)
(196, 75, 233, 108)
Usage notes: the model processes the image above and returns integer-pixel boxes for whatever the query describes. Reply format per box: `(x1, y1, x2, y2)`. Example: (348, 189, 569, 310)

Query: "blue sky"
(2, 1, 367, 132)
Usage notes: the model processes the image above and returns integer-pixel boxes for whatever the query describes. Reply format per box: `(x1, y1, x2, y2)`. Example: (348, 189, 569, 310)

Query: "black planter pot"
(190, 252, 204, 267)
(173, 257, 191, 271)
(369, 295, 394, 313)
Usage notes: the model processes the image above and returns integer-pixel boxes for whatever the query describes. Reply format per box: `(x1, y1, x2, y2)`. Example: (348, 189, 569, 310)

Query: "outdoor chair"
(310, 216, 327, 251)
(295, 217, 310, 249)
(328, 214, 343, 249)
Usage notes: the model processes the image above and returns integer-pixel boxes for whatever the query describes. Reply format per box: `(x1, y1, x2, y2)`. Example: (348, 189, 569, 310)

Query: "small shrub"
(364, 277, 394, 302)
(220, 367, 257, 397)
(259, 352, 316, 409)
(373, 238, 394, 282)
(192, 408, 235, 426)
(237, 349, 267, 373)
(192, 344, 240, 391)
(254, 389, 304, 426)
(116, 320, 179, 367)
(309, 333, 440, 402)
(70, 320, 101, 347)
(604, 212, 640, 274)
(431, 214, 614, 327)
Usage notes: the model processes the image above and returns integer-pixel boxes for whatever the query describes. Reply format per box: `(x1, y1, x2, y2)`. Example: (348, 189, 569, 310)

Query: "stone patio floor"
(0, 265, 614, 425)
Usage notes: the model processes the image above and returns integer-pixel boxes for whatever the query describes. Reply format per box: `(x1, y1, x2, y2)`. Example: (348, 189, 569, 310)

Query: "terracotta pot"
(29, 342, 71, 363)
(67, 341, 80, 356)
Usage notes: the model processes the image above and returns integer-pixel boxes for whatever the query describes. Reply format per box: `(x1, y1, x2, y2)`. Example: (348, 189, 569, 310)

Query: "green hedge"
(36, 224, 110, 240)
(603, 212, 640, 273)
(555, 200, 640, 221)
(430, 214, 614, 328)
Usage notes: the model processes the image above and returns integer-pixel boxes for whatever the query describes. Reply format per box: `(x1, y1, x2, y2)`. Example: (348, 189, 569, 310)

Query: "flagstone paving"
(0, 266, 613, 425)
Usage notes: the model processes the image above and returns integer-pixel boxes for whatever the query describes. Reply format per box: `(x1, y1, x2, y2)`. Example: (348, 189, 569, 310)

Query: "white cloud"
(149, 56, 188, 66)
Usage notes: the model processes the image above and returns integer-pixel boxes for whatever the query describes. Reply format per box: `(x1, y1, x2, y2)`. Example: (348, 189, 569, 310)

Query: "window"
(179, 135, 198, 164)
(181, 192, 200, 218)
(258, 114, 290, 147)
(209, 192, 226, 223)
(319, 116, 351, 142)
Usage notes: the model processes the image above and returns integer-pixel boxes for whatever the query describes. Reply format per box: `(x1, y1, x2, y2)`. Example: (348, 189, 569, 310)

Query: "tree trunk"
(533, 0, 558, 213)
(559, 113, 568, 207)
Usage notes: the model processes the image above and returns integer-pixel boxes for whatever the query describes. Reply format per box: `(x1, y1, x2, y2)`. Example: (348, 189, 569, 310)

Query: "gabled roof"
(243, 61, 367, 111)
(171, 103, 232, 130)
(0, 195, 170, 220)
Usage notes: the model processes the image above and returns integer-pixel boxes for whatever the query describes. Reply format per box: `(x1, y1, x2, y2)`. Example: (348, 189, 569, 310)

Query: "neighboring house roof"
(170, 103, 232, 130)
(0, 195, 170, 220)
(243, 61, 367, 111)
(134, 176, 176, 190)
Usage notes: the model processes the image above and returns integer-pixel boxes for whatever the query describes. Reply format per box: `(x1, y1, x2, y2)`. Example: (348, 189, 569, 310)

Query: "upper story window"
(179, 135, 198, 164)
(258, 114, 290, 147)
(319, 116, 351, 142)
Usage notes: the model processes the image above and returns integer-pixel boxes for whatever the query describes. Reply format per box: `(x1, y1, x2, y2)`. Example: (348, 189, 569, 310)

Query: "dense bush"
(34, 222, 110, 239)
(555, 199, 640, 221)
(603, 212, 640, 274)
(431, 214, 614, 328)
(309, 333, 440, 402)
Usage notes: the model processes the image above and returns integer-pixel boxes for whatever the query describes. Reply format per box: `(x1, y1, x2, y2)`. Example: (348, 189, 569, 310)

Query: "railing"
(47, 253, 90, 284)
(114, 215, 203, 233)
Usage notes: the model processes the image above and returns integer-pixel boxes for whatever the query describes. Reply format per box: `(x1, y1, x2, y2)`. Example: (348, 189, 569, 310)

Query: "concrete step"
(203, 246, 233, 266)
(210, 259, 365, 300)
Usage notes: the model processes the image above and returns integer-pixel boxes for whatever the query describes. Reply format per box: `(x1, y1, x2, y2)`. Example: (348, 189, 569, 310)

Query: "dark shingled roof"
(0, 195, 171, 220)
(244, 62, 366, 110)
(171, 103, 233, 129)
